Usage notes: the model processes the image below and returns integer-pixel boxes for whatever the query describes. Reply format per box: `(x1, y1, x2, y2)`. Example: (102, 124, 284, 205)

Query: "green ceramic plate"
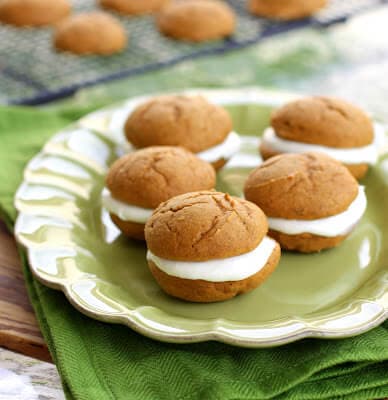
(14, 88, 388, 347)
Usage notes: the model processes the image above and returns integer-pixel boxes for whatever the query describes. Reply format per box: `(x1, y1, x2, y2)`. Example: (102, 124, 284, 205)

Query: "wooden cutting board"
(0, 220, 51, 362)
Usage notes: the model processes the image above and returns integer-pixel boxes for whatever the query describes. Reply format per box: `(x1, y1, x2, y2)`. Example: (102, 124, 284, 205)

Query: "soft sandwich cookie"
(0, 0, 71, 26)
(244, 153, 367, 253)
(145, 191, 281, 302)
(260, 96, 379, 179)
(248, 0, 326, 20)
(54, 12, 127, 55)
(100, 0, 169, 16)
(157, 0, 236, 42)
(103, 147, 216, 240)
(124, 95, 241, 170)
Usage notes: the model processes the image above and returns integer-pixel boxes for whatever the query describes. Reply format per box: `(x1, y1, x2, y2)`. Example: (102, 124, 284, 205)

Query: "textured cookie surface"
(148, 243, 280, 302)
(244, 153, 358, 220)
(54, 12, 127, 55)
(0, 0, 71, 26)
(106, 146, 216, 208)
(100, 0, 169, 15)
(125, 95, 232, 153)
(271, 96, 374, 148)
(145, 191, 268, 261)
(248, 0, 326, 20)
(157, 0, 235, 42)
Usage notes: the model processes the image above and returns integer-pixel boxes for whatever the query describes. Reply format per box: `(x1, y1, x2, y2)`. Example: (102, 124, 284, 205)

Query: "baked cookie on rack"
(0, 0, 71, 26)
(244, 153, 367, 253)
(145, 191, 281, 302)
(124, 95, 241, 170)
(54, 12, 127, 55)
(157, 0, 236, 42)
(260, 96, 379, 179)
(103, 146, 216, 240)
(100, 0, 169, 16)
(248, 0, 326, 20)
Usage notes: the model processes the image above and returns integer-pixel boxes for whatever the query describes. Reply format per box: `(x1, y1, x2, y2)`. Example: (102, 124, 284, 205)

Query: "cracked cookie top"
(145, 191, 267, 261)
(244, 152, 358, 220)
(124, 95, 232, 153)
(106, 146, 216, 209)
(271, 96, 374, 148)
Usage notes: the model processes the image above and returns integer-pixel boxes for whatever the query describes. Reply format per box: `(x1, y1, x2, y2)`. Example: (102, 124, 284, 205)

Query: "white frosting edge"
(147, 236, 277, 282)
(197, 131, 241, 163)
(268, 186, 367, 237)
(102, 188, 153, 224)
(122, 131, 241, 163)
(261, 124, 382, 165)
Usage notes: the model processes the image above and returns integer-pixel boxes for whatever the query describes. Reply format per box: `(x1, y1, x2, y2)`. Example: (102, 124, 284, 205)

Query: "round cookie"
(145, 191, 281, 302)
(244, 153, 365, 253)
(124, 95, 237, 170)
(157, 0, 236, 42)
(0, 0, 71, 26)
(103, 146, 216, 240)
(54, 12, 127, 55)
(248, 0, 326, 20)
(100, 0, 169, 15)
(260, 96, 376, 179)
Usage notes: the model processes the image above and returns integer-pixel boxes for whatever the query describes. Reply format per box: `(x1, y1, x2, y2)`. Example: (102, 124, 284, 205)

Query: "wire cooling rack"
(0, 0, 386, 105)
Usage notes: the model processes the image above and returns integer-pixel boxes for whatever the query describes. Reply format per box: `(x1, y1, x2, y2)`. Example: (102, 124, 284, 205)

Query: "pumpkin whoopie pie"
(145, 191, 281, 302)
(54, 12, 127, 55)
(248, 0, 326, 20)
(103, 146, 216, 240)
(157, 0, 236, 42)
(100, 0, 169, 16)
(0, 0, 71, 26)
(244, 153, 367, 253)
(260, 96, 379, 179)
(124, 95, 241, 170)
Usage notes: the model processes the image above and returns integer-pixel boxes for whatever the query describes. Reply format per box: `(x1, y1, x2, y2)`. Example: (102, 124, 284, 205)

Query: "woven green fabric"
(1, 26, 388, 399)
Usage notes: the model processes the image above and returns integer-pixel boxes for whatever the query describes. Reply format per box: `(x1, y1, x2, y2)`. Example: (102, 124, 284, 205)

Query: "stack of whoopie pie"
(101, 93, 379, 303)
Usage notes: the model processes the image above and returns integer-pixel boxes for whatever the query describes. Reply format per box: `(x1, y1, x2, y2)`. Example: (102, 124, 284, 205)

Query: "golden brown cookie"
(54, 12, 127, 55)
(244, 153, 362, 253)
(260, 96, 375, 179)
(146, 191, 267, 260)
(145, 191, 280, 302)
(157, 0, 236, 42)
(248, 0, 326, 20)
(271, 97, 374, 148)
(100, 0, 169, 15)
(125, 95, 234, 169)
(104, 147, 216, 240)
(0, 0, 71, 26)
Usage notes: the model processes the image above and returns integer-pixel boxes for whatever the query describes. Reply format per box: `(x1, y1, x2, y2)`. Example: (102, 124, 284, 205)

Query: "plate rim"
(14, 87, 388, 347)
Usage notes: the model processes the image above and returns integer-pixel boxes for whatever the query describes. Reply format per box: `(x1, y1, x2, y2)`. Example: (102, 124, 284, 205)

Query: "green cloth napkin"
(1, 24, 388, 399)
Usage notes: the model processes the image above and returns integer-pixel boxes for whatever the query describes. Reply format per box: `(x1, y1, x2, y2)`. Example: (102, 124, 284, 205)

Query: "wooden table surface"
(0, 220, 51, 362)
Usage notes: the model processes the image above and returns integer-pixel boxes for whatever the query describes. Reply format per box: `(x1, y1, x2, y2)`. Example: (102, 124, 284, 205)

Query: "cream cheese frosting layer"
(268, 186, 367, 237)
(261, 125, 382, 165)
(197, 131, 241, 163)
(102, 188, 153, 224)
(147, 236, 276, 282)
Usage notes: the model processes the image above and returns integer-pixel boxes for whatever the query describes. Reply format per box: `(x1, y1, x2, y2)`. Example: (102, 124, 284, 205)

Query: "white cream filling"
(261, 124, 383, 165)
(147, 236, 276, 282)
(196, 131, 241, 163)
(268, 186, 367, 237)
(102, 188, 153, 224)
(123, 131, 241, 163)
